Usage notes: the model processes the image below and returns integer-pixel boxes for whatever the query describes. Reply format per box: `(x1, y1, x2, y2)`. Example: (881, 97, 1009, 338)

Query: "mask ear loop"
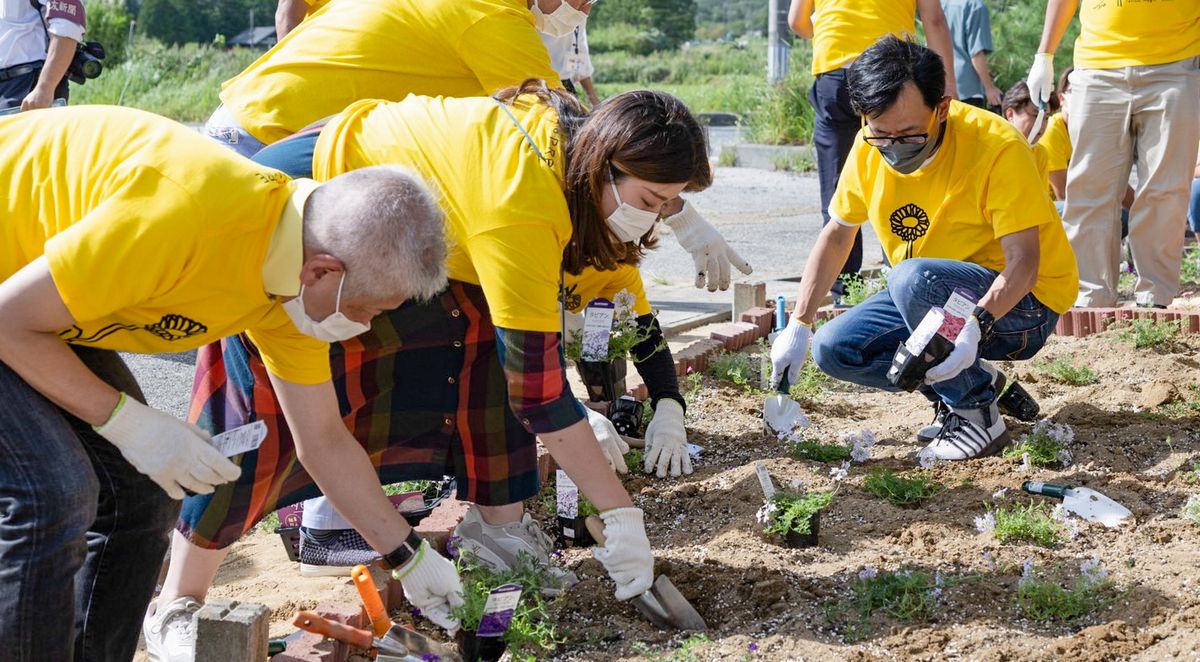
(334, 272, 347, 315)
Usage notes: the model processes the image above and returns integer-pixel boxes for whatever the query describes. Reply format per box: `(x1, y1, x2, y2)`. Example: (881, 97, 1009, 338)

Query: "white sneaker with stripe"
(922, 402, 1010, 461)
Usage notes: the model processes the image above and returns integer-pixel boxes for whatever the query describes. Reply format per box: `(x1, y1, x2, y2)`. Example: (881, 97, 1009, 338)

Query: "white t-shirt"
(0, 0, 86, 69)
(539, 24, 593, 83)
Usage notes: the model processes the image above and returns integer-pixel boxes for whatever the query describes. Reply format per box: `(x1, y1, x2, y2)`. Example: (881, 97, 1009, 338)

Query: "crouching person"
(770, 36, 1078, 461)
(0, 106, 448, 660)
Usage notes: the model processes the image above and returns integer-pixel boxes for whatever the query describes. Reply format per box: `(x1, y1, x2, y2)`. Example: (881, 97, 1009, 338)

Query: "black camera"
(66, 41, 105, 85)
(608, 395, 644, 437)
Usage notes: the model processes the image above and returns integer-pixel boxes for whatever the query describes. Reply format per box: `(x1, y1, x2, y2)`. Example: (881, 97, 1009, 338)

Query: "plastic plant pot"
(781, 511, 820, 548)
(456, 630, 508, 662)
(576, 360, 627, 402)
(274, 527, 301, 562)
(557, 515, 597, 548)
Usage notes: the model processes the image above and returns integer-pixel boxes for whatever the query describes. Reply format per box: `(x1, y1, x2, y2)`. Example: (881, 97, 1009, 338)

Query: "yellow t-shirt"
(1039, 113, 1071, 175)
(0, 106, 331, 385)
(811, 0, 916, 75)
(1074, 0, 1200, 69)
(831, 101, 1079, 314)
(312, 95, 570, 332)
(562, 265, 653, 317)
(219, 0, 561, 145)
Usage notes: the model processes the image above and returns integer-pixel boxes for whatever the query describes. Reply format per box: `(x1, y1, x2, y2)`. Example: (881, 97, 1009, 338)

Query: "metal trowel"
(763, 296, 809, 435)
(584, 516, 707, 631)
(1022, 481, 1133, 528)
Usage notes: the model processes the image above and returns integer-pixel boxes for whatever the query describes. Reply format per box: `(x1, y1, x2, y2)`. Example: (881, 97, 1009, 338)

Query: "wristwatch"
(972, 306, 996, 341)
(380, 529, 425, 570)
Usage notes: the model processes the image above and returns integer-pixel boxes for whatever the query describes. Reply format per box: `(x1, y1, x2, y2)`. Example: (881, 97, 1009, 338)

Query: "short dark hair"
(847, 35, 945, 118)
(1001, 80, 1061, 115)
(1057, 67, 1073, 94)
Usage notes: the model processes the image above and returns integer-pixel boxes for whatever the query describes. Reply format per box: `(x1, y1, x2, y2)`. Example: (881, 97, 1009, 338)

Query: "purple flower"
(422, 655, 441, 662)
(748, 642, 759, 653)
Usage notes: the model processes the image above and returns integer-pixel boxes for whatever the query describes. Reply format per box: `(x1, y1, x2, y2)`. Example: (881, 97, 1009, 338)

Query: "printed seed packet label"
(211, 420, 267, 458)
(477, 583, 523, 637)
(938, 289, 979, 341)
(905, 307, 945, 355)
(581, 298, 616, 361)
(755, 462, 776, 499)
(556, 469, 579, 520)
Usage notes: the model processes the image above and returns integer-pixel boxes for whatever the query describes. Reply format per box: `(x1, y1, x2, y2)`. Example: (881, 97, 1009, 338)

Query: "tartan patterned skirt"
(176, 281, 539, 550)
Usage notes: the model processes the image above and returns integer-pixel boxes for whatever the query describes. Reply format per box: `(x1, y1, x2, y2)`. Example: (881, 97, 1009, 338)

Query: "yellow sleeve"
(1041, 118, 1071, 173)
(828, 135, 871, 226)
(1033, 144, 1050, 186)
(245, 305, 332, 385)
(466, 224, 563, 332)
(987, 143, 1058, 238)
(44, 167, 200, 324)
(456, 12, 563, 95)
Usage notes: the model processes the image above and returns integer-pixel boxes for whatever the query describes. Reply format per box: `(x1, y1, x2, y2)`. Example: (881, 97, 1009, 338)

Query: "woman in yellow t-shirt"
(157, 82, 712, 637)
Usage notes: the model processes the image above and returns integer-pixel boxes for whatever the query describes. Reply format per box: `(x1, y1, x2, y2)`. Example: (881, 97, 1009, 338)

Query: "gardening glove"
(592, 507, 654, 600)
(663, 201, 753, 291)
(94, 393, 242, 500)
(1026, 53, 1055, 108)
(769, 319, 812, 389)
(924, 316, 982, 384)
(585, 404, 630, 474)
(393, 540, 465, 633)
(643, 399, 691, 477)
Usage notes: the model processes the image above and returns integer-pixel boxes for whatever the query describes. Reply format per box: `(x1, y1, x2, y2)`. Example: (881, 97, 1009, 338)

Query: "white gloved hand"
(585, 404, 630, 474)
(393, 540, 466, 633)
(663, 201, 753, 292)
(769, 320, 813, 390)
(95, 393, 242, 500)
(591, 507, 654, 600)
(643, 399, 691, 477)
(924, 316, 982, 384)
(1026, 53, 1055, 107)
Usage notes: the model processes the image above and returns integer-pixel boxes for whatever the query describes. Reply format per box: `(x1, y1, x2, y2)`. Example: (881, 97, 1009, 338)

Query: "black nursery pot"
(457, 629, 508, 662)
(557, 515, 596, 548)
(782, 511, 821, 548)
(576, 360, 627, 402)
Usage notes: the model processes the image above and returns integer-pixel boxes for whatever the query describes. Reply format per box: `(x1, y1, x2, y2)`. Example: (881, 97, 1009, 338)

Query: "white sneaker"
(922, 402, 1010, 461)
(143, 596, 202, 662)
(452, 506, 578, 590)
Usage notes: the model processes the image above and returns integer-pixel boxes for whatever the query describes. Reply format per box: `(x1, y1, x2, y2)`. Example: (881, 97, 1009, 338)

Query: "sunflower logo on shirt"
(889, 203, 930, 259)
(59, 314, 208, 344)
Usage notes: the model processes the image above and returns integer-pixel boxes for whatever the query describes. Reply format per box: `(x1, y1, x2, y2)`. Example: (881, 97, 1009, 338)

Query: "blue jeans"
(0, 348, 179, 661)
(809, 68, 863, 290)
(1189, 178, 1200, 234)
(252, 126, 321, 177)
(811, 259, 1060, 410)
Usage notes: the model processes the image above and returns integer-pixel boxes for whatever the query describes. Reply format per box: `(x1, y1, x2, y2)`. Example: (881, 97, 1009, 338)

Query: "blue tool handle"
(774, 296, 787, 332)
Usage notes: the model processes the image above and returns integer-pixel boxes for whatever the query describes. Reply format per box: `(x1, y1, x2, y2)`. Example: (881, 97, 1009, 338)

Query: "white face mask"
(532, 0, 588, 37)
(282, 272, 372, 342)
(606, 175, 660, 243)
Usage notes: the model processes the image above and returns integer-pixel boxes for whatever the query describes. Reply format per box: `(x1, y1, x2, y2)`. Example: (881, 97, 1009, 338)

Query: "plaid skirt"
(176, 281, 539, 550)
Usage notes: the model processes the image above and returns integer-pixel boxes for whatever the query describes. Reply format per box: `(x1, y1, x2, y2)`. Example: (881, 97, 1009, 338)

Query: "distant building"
(228, 26, 276, 49)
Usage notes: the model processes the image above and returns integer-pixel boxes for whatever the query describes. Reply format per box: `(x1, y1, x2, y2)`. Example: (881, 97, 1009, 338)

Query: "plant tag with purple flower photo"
(581, 298, 615, 361)
(555, 470, 579, 536)
(477, 583, 523, 637)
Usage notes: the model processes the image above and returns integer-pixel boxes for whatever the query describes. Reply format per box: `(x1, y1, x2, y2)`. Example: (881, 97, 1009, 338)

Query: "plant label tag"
(581, 298, 616, 361)
(904, 307, 945, 355)
(477, 583, 523, 637)
(938, 289, 978, 341)
(555, 469, 579, 520)
(687, 443, 703, 460)
(211, 420, 267, 458)
(755, 462, 776, 499)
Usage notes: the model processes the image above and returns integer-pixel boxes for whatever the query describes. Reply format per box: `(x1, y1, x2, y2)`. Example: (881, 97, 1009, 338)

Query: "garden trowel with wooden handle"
(584, 515, 707, 631)
(1021, 481, 1133, 528)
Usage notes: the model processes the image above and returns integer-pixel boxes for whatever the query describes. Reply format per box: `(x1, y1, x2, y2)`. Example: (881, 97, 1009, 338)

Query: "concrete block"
(732, 282, 767, 321)
(193, 599, 271, 662)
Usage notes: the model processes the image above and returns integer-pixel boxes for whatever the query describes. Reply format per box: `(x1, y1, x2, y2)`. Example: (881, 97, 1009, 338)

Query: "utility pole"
(766, 0, 791, 83)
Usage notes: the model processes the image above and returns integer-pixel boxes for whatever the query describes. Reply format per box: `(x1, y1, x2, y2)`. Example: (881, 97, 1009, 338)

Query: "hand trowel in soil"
(764, 296, 809, 436)
(584, 515, 707, 631)
(350, 564, 462, 662)
(1021, 481, 1133, 528)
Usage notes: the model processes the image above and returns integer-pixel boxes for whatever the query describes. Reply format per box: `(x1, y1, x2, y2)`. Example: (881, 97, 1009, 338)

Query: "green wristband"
(93, 392, 128, 432)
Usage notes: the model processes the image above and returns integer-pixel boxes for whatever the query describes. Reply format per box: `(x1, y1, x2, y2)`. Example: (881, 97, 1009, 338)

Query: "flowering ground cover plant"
(1002, 420, 1075, 468)
(563, 290, 661, 364)
(756, 489, 834, 537)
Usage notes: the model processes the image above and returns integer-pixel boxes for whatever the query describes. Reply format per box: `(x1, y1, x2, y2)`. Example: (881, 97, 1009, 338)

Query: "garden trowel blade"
(1062, 487, 1132, 528)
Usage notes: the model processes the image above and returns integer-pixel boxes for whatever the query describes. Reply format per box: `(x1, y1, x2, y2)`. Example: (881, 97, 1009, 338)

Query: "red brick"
(1056, 311, 1073, 336)
(674, 338, 722, 376)
(1183, 313, 1200, 334)
(271, 631, 341, 662)
(739, 306, 775, 336)
(415, 497, 470, 554)
(1076, 310, 1095, 337)
(537, 452, 558, 486)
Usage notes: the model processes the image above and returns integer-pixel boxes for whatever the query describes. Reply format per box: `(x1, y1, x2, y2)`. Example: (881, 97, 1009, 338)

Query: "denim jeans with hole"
(811, 258, 1060, 410)
(0, 348, 179, 661)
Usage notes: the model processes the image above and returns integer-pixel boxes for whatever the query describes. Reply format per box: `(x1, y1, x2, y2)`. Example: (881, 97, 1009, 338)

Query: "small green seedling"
(708, 350, 758, 388)
(1182, 495, 1200, 526)
(863, 468, 944, 507)
(993, 502, 1063, 547)
(838, 272, 889, 307)
(453, 551, 564, 657)
(1117, 318, 1179, 349)
(1002, 420, 1074, 468)
(850, 567, 941, 622)
(757, 490, 834, 536)
(790, 438, 852, 464)
(1015, 559, 1116, 623)
(1038, 356, 1098, 386)
(624, 447, 644, 471)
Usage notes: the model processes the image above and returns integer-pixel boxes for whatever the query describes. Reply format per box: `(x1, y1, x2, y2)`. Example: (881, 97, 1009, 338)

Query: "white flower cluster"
(1051, 503, 1081, 539)
(829, 460, 850, 481)
(974, 512, 996, 534)
(842, 429, 877, 464)
(857, 566, 878, 581)
(1181, 494, 1200, 525)
(930, 571, 945, 601)
(1028, 419, 1075, 447)
(1079, 557, 1108, 588)
(755, 501, 777, 525)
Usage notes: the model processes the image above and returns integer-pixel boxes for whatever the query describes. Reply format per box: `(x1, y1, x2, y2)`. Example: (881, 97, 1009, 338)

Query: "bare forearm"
(793, 224, 858, 324)
(978, 259, 1038, 319)
(275, 0, 308, 39)
(971, 52, 997, 89)
(918, 1, 957, 98)
(787, 0, 814, 38)
(1037, 0, 1079, 54)
(35, 36, 75, 93)
(579, 77, 599, 105)
(540, 419, 633, 512)
(0, 330, 120, 424)
(1049, 171, 1067, 200)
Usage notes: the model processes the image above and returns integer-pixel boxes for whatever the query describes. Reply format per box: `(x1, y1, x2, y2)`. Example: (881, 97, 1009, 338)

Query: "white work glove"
(1026, 53, 1055, 108)
(95, 393, 242, 500)
(643, 399, 691, 477)
(769, 320, 813, 389)
(591, 507, 654, 600)
(585, 405, 630, 474)
(663, 201, 753, 291)
(924, 316, 982, 384)
(393, 540, 465, 633)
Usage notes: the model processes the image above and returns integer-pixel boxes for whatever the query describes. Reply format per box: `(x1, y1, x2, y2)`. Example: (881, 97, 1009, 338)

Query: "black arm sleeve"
(630, 314, 685, 412)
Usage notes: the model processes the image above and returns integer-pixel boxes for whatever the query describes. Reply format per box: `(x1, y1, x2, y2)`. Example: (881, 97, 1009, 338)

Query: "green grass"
(863, 468, 945, 507)
(1117, 319, 1180, 349)
(718, 145, 738, 167)
(453, 551, 563, 656)
(850, 568, 941, 622)
(790, 438, 852, 464)
(1015, 562, 1117, 624)
(993, 502, 1063, 547)
(632, 634, 711, 662)
(1183, 495, 1200, 526)
(787, 362, 830, 402)
(1037, 356, 1099, 386)
(1155, 385, 1200, 419)
(707, 349, 758, 388)
(770, 150, 815, 173)
(838, 272, 889, 307)
(1002, 420, 1073, 468)
(1180, 247, 1200, 285)
(760, 490, 834, 536)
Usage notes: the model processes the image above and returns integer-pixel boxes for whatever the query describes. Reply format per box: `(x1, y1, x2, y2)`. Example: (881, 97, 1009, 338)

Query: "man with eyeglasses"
(770, 36, 1078, 461)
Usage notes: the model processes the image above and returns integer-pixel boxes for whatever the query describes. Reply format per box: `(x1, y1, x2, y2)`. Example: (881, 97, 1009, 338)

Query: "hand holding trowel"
(1022, 481, 1133, 528)
(765, 296, 811, 435)
(584, 516, 706, 630)
(346, 564, 462, 661)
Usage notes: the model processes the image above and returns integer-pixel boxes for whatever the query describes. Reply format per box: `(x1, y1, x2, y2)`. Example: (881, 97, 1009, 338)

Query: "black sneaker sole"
(997, 380, 1040, 421)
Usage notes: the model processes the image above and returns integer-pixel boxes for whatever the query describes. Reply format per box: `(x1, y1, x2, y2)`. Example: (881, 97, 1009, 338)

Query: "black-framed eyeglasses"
(862, 132, 931, 147)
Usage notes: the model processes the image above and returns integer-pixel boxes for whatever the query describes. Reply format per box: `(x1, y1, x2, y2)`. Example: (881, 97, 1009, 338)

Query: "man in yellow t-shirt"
(787, 0, 956, 303)
(770, 36, 1078, 463)
(0, 106, 453, 660)
(1028, 0, 1200, 307)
